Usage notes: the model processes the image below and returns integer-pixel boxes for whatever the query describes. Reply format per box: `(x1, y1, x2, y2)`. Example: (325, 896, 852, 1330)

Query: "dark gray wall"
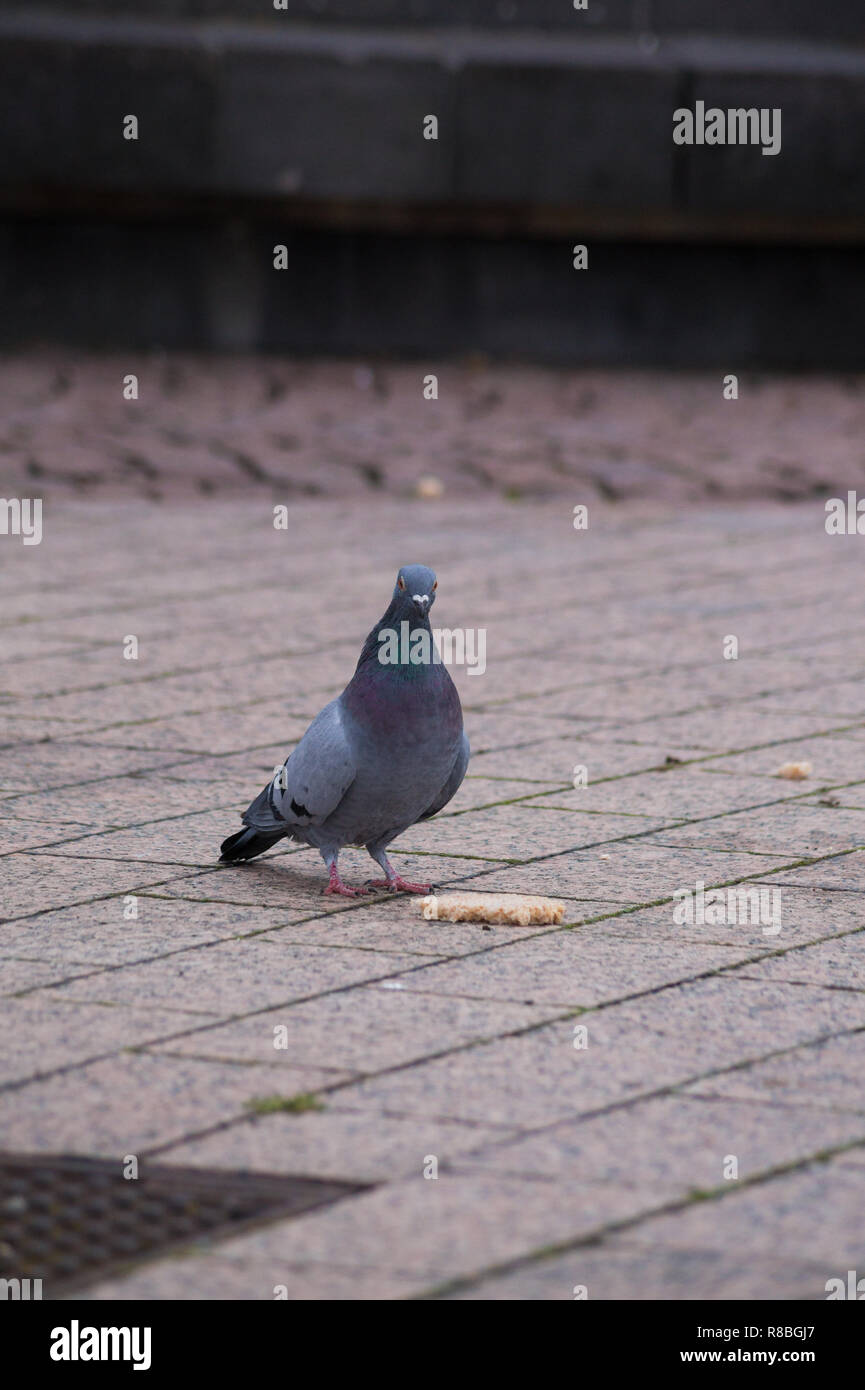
(10, 1, 865, 40)
(2, 2, 863, 362)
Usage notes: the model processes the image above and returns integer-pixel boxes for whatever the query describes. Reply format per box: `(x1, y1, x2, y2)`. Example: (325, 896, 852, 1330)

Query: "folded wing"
(243, 699, 357, 833)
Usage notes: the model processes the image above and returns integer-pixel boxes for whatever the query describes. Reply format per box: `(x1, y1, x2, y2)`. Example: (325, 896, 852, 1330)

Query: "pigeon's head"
(393, 564, 437, 620)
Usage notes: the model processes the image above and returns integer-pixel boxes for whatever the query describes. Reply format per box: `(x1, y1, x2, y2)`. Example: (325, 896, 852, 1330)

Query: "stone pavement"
(4, 352, 865, 506)
(2, 490, 865, 1300)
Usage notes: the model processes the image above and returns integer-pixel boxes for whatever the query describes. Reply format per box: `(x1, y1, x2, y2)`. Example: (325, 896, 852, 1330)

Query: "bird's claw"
(363, 877, 432, 894)
(324, 874, 376, 897)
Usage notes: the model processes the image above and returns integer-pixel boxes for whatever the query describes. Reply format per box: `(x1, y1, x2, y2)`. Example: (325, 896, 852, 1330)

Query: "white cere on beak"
(412, 593, 429, 605)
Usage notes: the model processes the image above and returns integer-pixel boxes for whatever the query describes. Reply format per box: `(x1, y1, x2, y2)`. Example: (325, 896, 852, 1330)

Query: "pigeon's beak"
(412, 594, 430, 617)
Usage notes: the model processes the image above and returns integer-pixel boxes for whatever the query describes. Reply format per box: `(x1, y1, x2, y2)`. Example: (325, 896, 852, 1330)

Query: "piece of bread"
(774, 761, 812, 780)
(420, 891, 565, 926)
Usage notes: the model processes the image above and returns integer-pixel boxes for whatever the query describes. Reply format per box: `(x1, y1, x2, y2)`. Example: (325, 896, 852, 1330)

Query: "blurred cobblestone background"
(3, 353, 865, 505)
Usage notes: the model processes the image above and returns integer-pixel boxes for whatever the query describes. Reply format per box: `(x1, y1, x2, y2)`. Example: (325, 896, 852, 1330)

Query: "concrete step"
(4, 7, 863, 362)
(3, 12, 865, 229)
(16, 1, 865, 43)
(3, 217, 864, 366)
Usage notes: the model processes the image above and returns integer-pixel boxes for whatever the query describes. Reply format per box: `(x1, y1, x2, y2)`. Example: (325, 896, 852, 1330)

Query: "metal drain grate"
(0, 1151, 366, 1297)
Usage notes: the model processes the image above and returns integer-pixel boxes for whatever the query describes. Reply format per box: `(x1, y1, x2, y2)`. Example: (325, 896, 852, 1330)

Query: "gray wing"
(243, 698, 356, 833)
(418, 730, 470, 821)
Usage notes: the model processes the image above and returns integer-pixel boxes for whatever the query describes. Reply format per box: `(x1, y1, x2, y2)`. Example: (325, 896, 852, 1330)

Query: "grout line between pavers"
(412, 1133, 865, 1301)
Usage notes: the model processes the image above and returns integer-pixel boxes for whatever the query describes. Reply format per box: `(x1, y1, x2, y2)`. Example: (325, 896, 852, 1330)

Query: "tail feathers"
(242, 782, 287, 834)
(219, 825, 285, 863)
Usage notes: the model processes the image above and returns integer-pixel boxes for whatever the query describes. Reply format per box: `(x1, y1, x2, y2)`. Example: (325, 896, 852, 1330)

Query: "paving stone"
(584, 887, 864, 949)
(0, 650, 191, 699)
(4, 359, 865, 509)
(469, 739, 709, 783)
(448, 1240, 832, 1300)
(602, 708, 845, 751)
(29, 665, 315, 728)
(438, 777, 567, 814)
(682, 1031, 865, 1115)
(365, 850, 512, 888)
(83, 704, 311, 755)
(146, 984, 559, 1074)
(162, 1107, 510, 1183)
(503, 676, 697, 723)
(0, 815, 97, 852)
(1, 772, 254, 831)
(0, 713, 92, 743)
(0, 852, 202, 921)
(0, 1052, 346, 1153)
(454, 1094, 865, 1197)
(435, 709, 601, 756)
(465, 842, 794, 903)
(537, 768, 806, 820)
(801, 784, 865, 811)
(0, 898, 302, 967)
(644, 803, 865, 856)
(397, 935, 753, 1008)
(212, 1173, 649, 1282)
(76, 1257, 424, 1301)
(622, 1157, 865, 1269)
(0, 630, 99, 661)
(147, 747, 304, 787)
(0, 741, 192, 793)
(751, 849, 865, 893)
(0, 996, 217, 1087)
(45, 938, 422, 1014)
(703, 737, 865, 787)
(400, 803, 667, 861)
(731, 933, 865, 991)
(760, 682, 865, 720)
(259, 895, 626, 956)
(27, 810, 302, 869)
(0, 956, 92, 993)
(513, 662, 845, 725)
(331, 977, 865, 1127)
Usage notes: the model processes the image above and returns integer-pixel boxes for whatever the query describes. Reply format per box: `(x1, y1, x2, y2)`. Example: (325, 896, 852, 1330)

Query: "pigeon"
(219, 564, 469, 895)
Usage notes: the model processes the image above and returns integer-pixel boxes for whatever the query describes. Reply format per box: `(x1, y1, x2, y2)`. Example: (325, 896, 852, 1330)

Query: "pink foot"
(365, 876, 432, 895)
(324, 865, 374, 897)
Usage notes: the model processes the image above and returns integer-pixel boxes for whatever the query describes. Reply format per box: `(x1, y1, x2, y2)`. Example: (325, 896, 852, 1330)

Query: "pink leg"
(365, 853, 432, 894)
(324, 861, 374, 897)
(365, 876, 432, 894)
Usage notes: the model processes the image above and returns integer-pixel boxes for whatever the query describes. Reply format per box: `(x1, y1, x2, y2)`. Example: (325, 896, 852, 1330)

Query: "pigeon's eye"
(432, 580, 437, 591)
(398, 576, 406, 590)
